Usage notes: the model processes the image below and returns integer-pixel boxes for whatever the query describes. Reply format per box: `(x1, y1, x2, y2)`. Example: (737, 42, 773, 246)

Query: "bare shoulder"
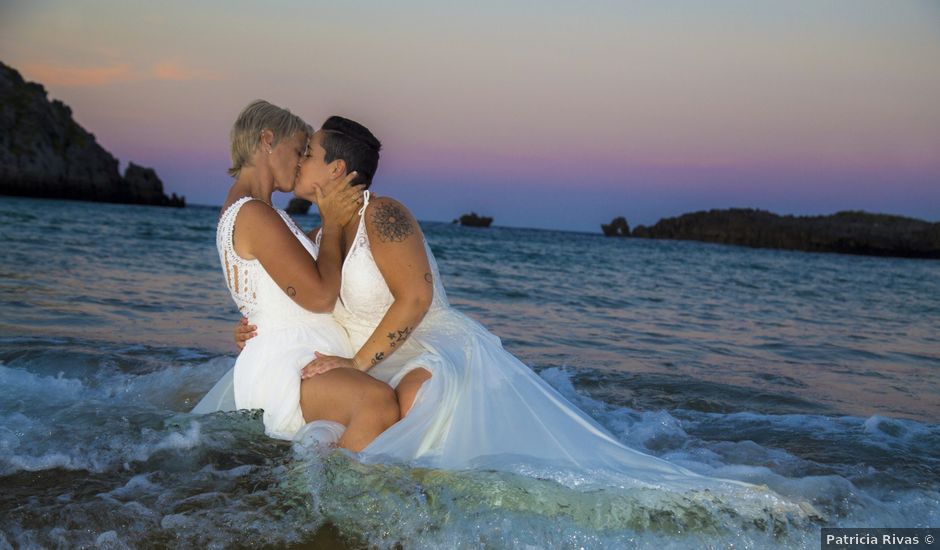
(366, 196, 420, 244)
(235, 199, 282, 228)
(231, 200, 291, 254)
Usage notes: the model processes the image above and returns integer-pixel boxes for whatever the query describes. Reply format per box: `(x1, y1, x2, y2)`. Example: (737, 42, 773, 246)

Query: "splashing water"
(0, 196, 937, 548)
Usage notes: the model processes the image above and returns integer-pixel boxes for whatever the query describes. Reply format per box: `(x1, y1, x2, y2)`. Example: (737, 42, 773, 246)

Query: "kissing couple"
(193, 99, 816, 523)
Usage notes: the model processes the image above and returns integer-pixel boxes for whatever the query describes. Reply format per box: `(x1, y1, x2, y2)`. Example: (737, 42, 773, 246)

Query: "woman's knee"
(363, 382, 400, 425)
(299, 369, 361, 423)
(406, 368, 432, 385)
(396, 368, 432, 417)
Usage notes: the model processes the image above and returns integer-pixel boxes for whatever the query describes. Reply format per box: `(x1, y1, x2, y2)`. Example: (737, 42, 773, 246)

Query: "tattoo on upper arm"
(372, 202, 414, 243)
(386, 327, 413, 348)
(371, 351, 385, 366)
(424, 272, 432, 284)
(287, 286, 297, 297)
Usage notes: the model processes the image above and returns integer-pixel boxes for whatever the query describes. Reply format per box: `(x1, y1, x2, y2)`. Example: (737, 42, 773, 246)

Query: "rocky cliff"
(630, 208, 940, 259)
(0, 61, 184, 207)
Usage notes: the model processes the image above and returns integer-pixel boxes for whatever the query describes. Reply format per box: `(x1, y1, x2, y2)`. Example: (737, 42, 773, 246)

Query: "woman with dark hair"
(193, 102, 400, 452)
(237, 116, 739, 484)
(220, 113, 816, 523)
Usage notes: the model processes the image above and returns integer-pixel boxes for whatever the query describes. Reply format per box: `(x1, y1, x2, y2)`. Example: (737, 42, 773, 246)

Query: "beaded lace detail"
(216, 197, 314, 317)
(216, 195, 328, 336)
(217, 197, 261, 316)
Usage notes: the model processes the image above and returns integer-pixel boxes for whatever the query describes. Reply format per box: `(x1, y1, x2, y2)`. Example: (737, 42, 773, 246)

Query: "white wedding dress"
(325, 192, 727, 487)
(194, 192, 819, 525)
(192, 197, 352, 440)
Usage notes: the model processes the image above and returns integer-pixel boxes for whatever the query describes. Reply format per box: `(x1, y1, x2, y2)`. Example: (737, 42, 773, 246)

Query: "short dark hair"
(320, 116, 381, 189)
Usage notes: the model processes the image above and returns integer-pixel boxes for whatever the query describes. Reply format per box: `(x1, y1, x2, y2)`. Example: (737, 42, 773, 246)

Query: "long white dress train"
(330, 192, 722, 488)
(192, 197, 352, 441)
(194, 193, 819, 524)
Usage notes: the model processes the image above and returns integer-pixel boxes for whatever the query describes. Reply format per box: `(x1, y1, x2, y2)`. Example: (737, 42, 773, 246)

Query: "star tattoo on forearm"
(387, 327, 413, 348)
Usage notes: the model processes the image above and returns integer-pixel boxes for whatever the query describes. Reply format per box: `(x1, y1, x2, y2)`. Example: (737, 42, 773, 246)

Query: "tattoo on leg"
(386, 327, 413, 348)
(286, 286, 297, 297)
(371, 352, 385, 366)
(424, 272, 432, 284)
(372, 202, 414, 243)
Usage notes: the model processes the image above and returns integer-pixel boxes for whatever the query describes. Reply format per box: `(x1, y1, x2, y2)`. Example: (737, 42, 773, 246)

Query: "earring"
(267, 148, 272, 155)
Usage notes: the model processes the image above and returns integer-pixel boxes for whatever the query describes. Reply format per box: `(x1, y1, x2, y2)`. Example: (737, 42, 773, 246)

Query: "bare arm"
(302, 197, 433, 376)
(233, 179, 362, 313)
(351, 197, 433, 370)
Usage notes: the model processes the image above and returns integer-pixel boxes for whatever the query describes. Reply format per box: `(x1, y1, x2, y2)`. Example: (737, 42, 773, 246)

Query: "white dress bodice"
(323, 191, 449, 347)
(217, 196, 333, 331)
(203, 196, 352, 440)
(204, 195, 815, 525)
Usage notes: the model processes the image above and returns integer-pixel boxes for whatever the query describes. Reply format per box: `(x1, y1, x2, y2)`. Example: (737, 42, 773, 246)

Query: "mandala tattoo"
(286, 286, 297, 297)
(386, 327, 413, 348)
(424, 272, 433, 284)
(372, 201, 414, 243)
(371, 351, 385, 366)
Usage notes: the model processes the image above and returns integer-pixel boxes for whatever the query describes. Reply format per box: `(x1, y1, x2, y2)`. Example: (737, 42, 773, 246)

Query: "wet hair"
(320, 116, 382, 189)
(228, 100, 309, 178)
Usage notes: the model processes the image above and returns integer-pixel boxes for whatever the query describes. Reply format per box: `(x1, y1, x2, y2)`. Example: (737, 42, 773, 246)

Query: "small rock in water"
(286, 198, 312, 215)
(458, 212, 493, 227)
(601, 216, 631, 237)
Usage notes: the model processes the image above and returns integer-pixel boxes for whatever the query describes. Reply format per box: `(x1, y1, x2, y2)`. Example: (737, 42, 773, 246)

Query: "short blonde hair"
(228, 100, 310, 178)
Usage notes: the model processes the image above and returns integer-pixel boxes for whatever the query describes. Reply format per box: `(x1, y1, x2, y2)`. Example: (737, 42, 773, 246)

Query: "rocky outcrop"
(630, 208, 940, 259)
(453, 212, 493, 227)
(285, 198, 312, 215)
(0, 61, 184, 207)
(123, 163, 184, 207)
(601, 216, 630, 237)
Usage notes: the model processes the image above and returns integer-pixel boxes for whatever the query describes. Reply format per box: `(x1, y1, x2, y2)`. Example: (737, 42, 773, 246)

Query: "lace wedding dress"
(330, 192, 721, 487)
(192, 197, 352, 440)
(194, 192, 818, 525)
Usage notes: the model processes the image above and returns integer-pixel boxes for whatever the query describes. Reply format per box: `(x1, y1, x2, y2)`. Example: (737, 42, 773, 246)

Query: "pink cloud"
(151, 60, 221, 81)
(20, 62, 134, 87)
(18, 60, 223, 87)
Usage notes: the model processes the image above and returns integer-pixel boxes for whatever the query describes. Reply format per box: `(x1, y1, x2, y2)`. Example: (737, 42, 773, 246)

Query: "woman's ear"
(330, 158, 347, 178)
(259, 129, 274, 154)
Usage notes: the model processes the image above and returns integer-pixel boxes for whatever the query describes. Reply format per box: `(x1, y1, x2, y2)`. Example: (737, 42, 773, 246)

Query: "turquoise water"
(0, 195, 937, 548)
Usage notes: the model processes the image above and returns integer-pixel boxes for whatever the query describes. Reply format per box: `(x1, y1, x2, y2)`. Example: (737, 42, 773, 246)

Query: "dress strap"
(216, 196, 263, 316)
(357, 190, 372, 217)
(314, 189, 369, 248)
(219, 196, 258, 257)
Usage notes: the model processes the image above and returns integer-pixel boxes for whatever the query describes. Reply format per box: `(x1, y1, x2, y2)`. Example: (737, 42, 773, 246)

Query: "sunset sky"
(2, 1, 938, 231)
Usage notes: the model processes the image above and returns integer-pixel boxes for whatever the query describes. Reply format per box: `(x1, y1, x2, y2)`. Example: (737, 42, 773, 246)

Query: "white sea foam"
(0, 358, 218, 475)
(0, 357, 937, 548)
(536, 368, 940, 529)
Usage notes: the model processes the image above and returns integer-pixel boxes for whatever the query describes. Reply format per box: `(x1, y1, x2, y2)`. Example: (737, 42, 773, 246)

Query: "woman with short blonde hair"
(227, 99, 311, 178)
(194, 99, 400, 452)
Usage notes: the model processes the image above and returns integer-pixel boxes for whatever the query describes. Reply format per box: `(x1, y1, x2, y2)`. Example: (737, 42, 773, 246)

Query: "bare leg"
(299, 367, 400, 452)
(395, 368, 432, 418)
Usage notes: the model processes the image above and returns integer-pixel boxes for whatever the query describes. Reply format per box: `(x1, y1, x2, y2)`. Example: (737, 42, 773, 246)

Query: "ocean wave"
(0, 356, 937, 548)
(536, 368, 940, 530)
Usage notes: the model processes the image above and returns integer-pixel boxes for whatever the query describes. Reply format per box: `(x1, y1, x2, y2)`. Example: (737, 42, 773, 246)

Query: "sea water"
(0, 195, 937, 548)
